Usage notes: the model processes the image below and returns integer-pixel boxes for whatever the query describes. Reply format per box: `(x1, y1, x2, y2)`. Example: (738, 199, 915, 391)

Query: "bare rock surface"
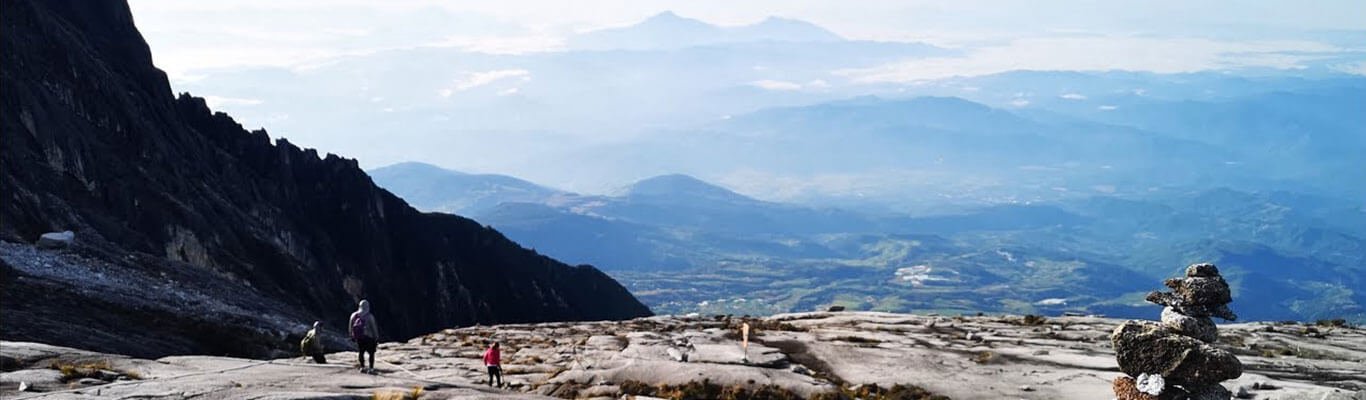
(4, 312, 1365, 399)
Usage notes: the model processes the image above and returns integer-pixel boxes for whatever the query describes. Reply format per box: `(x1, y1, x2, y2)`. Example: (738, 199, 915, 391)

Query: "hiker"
(348, 300, 379, 374)
(300, 321, 326, 363)
(483, 341, 503, 387)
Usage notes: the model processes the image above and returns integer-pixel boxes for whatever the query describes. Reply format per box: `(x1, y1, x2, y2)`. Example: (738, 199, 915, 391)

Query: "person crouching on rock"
(300, 321, 326, 364)
(483, 341, 503, 387)
(349, 300, 380, 374)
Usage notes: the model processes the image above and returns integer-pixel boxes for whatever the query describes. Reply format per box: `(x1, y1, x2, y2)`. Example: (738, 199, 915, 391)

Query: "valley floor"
(2, 312, 1364, 399)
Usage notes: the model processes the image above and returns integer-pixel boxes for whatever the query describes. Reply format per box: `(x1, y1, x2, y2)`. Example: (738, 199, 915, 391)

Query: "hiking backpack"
(351, 315, 368, 339)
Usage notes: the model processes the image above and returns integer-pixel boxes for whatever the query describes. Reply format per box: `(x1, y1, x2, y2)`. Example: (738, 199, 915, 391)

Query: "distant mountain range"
(373, 162, 1366, 323)
(570, 11, 844, 50)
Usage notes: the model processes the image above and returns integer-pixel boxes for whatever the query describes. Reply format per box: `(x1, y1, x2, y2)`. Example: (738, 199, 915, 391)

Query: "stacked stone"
(1111, 263, 1243, 400)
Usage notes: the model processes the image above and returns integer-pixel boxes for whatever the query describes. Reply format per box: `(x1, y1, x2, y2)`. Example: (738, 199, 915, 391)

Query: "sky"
(129, 0, 1366, 83)
(122, 0, 1366, 194)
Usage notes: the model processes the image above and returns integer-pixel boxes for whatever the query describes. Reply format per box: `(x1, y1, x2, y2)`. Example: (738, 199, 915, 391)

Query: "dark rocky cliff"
(0, 0, 651, 357)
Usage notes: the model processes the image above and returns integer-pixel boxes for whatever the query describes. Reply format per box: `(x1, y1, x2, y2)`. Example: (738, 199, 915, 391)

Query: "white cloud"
(835, 36, 1345, 82)
(749, 80, 803, 91)
(1010, 99, 1031, 107)
(1098, 105, 1118, 111)
(441, 69, 531, 97)
(499, 87, 521, 96)
(1333, 60, 1366, 75)
(749, 79, 832, 91)
(434, 34, 564, 54)
(1059, 93, 1086, 100)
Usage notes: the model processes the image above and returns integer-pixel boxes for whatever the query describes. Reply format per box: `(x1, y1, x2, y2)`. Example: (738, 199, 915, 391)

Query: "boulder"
(1112, 322, 1198, 376)
(1171, 276, 1233, 306)
(1161, 307, 1218, 343)
(1185, 263, 1220, 278)
(36, 231, 74, 249)
(1110, 322, 1241, 384)
(1166, 344, 1242, 386)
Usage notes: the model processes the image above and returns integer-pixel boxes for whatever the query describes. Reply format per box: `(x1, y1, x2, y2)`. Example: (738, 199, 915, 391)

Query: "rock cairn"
(1111, 263, 1243, 400)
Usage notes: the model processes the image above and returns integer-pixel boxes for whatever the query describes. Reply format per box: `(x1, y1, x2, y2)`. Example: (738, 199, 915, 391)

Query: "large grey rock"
(1110, 322, 1241, 385)
(1166, 276, 1232, 306)
(36, 231, 74, 249)
(1161, 307, 1218, 343)
(1112, 322, 1193, 376)
(1167, 345, 1242, 386)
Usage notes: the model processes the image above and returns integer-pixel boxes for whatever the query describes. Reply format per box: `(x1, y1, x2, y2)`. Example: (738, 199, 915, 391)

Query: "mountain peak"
(634, 10, 712, 29)
(372, 161, 468, 176)
(646, 10, 685, 22)
(625, 174, 753, 203)
(571, 12, 841, 50)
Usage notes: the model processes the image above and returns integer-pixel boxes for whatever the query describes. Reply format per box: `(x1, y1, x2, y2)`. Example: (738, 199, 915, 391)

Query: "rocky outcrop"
(0, 0, 649, 359)
(1113, 263, 1244, 399)
(35, 231, 73, 249)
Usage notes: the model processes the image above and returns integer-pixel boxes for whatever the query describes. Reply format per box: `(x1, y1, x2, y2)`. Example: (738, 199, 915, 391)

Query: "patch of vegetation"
(971, 351, 997, 364)
(618, 379, 951, 400)
(813, 383, 951, 400)
(1020, 314, 1047, 326)
(617, 378, 805, 400)
(371, 386, 423, 400)
(48, 360, 140, 383)
(1315, 318, 1348, 328)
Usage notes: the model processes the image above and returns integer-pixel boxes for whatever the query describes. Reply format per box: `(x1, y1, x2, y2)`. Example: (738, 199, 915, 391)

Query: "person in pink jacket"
(483, 341, 502, 387)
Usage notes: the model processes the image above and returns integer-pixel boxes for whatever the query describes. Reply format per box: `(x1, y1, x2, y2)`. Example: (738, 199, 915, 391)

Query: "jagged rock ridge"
(0, 0, 650, 358)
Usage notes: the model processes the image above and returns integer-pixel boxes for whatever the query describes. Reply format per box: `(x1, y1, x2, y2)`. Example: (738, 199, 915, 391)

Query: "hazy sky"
(130, 0, 1366, 82)
(122, 0, 1366, 194)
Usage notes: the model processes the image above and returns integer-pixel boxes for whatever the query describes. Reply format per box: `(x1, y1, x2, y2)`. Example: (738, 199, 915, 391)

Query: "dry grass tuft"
(971, 351, 996, 364)
(813, 383, 951, 400)
(371, 386, 424, 400)
(48, 360, 140, 383)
